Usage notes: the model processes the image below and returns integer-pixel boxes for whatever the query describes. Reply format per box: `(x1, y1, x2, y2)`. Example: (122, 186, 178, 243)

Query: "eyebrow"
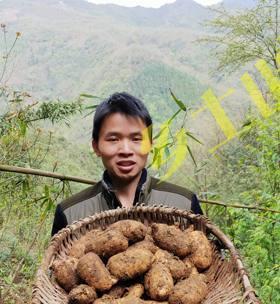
(104, 132, 143, 137)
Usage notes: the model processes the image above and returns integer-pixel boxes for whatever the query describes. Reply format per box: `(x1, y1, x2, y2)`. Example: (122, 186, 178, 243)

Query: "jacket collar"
(101, 169, 151, 205)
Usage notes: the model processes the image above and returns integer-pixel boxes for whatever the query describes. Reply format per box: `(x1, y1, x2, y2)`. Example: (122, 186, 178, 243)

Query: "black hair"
(92, 92, 152, 142)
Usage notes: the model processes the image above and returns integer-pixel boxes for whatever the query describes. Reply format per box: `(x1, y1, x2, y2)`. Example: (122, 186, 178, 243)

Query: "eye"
(107, 137, 118, 142)
(132, 137, 142, 142)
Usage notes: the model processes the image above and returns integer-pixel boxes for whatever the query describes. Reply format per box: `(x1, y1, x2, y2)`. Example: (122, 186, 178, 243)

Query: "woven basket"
(32, 205, 261, 304)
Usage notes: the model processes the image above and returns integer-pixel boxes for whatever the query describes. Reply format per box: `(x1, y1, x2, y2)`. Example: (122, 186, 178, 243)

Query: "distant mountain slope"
(222, 0, 257, 9)
(0, 1, 211, 106)
(0, 0, 256, 128)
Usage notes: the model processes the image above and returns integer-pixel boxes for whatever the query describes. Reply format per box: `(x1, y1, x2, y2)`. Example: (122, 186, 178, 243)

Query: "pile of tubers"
(52, 220, 213, 304)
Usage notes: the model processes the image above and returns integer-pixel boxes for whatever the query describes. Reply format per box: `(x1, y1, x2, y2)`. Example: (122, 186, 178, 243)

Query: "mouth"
(116, 160, 136, 173)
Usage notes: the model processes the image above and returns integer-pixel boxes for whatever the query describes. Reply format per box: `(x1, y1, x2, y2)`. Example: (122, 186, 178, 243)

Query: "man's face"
(92, 113, 151, 183)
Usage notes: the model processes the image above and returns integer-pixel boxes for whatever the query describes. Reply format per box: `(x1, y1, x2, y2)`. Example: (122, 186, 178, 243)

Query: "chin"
(114, 170, 142, 182)
(116, 173, 137, 181)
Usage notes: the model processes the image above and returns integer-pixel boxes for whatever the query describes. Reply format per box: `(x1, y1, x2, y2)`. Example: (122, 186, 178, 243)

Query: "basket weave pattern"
(32, 205, 261, 304)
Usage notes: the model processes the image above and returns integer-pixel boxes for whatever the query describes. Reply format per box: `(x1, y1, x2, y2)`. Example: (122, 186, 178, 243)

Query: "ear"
(92, 140, 101, 157)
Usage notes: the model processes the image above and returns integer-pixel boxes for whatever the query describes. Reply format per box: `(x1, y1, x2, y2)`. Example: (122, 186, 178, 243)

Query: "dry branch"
(0, 164, 279, 214)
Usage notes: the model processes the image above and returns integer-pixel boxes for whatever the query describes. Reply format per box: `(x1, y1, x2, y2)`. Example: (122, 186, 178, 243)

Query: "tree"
(197, 2, 280, 302)
(203, 0, 279, 73)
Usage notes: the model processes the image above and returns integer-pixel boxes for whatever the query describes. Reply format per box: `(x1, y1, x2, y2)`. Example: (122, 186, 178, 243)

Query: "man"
(51, 92, 202, 236)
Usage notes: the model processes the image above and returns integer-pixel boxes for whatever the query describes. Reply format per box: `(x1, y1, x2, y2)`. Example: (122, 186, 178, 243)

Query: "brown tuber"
(94, 284, 144, 304)
(169, 274, 208, 304)
(107, 284, 127, 298)
(52, 220, 213, 303)
(182, 257, 199, 275)
(107, 248, 154, 280)
(94, 284, 168, 304)
(77, 252, 117, 291)
(151, 223, 192, 257)
(128, 234, 159, 254)
(68, 284, 97, 304)
(109, 220, 147, 242)
(85, 228, 128, 258)
(144, 262, 173, 301)
(69, 229, 101, 259)
(52, 257, 78, 292)
(154, 249, 190, 280)
(188, 230, 212, 270)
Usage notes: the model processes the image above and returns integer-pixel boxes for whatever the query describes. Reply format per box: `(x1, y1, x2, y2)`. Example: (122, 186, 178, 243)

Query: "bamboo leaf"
(185, 131, 203, 145)
(187, 145, 197, 167)
(159, 128, 188, 181)
(167, 109, 181, 124)
(80, 94, 100, 99)
(84, 105, 98, 110)
(169, 89, 187, 111)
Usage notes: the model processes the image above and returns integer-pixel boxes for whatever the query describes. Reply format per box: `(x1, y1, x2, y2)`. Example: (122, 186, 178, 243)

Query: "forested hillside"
(0, 0, 279, 303)
(0, 0, 249, 126)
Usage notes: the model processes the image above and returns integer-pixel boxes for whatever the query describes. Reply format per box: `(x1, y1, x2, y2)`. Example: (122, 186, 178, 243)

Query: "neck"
(111, 172, 142, 208)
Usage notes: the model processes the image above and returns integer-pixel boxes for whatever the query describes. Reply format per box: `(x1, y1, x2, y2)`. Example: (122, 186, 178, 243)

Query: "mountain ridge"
(0, 0, 255, 142)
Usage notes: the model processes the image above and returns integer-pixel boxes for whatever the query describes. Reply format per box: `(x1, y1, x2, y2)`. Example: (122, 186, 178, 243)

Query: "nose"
(118, 139, 133, 155)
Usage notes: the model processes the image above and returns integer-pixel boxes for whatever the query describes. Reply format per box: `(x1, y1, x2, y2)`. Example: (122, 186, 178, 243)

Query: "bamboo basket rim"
(32, 205, 261, 304)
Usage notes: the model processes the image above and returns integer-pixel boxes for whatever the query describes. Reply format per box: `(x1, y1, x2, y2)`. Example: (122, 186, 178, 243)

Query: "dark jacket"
(51, 169, 203, 236)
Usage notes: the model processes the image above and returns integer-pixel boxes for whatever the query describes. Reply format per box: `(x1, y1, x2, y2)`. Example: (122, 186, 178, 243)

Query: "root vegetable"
(93, 285, 127, 304)
(94, 295, 115, 304)
(182, 258, 199, 275)
(144, 302, 168, 304)
(85, 229, 128, 258)
(128, 234, 159, 254)
(144, 262, 173, 301)
(52, 257, 78, 292)
(69, 238, 86, 259)
(117, 284, 169, 304)
(77, 252, 117, 291)
(94, 284, 144, 304)
(184, 225, 194, 233)
(69, 229, 101, 259)
(68, 284, 97, 304)
(125, 283, 145, 298)
(107, 248, 154, 280)
(188, 230, 212, 270)
(114, 284, 144, 304)
(169, 274, 208, 304)
(107, 284, 127, 298)
(52, 222, 212, 303)
(151, 224, 192, 257)
(110, 220, 147, 242)
(154, 249, 189, 280)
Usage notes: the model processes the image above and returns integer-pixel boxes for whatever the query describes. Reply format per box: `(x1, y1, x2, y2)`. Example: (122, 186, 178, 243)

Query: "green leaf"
(187, 145, 197, 166)
(84, 105, 98, 110)
(242, 119, 252, 128)
(151, 147, 159, 167)
(185, 131, 203, 145)
(169, 89, 187, 111)
(44, 185, 50, 197)
(19, 120, 27, 136)
(80, 94, 100, 99)
(167, 109, 181, 124)
(84, 105, 98, 117)
(164, 146, 170, 158)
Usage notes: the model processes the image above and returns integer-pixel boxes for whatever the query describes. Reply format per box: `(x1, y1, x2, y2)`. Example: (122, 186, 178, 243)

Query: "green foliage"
(0, 26, 101, 303)
(0, 88, 102, 301)
(0, 3, 279, 303)
(190, 2, 280, 300)
(198, 107, 280, 303)
(129, 62, 206, 122)
(148, 91, 201, 180)
(203, 0, 280, 73)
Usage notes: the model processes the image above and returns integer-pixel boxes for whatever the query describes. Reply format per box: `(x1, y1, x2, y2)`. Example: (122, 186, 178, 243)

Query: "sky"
(86, 0, 222, 8)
